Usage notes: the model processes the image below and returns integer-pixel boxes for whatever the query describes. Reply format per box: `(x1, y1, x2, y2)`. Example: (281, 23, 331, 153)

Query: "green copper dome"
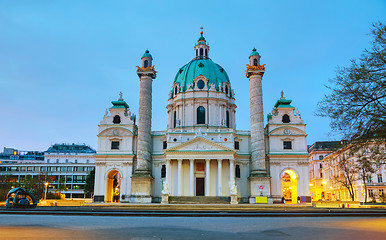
(142, 50, 152, 59)
(250, 48, 260, 57)
(174, 59, 230, 92)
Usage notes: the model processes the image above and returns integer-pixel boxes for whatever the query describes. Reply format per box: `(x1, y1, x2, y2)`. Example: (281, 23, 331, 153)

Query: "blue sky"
(0, 0, 385, 151)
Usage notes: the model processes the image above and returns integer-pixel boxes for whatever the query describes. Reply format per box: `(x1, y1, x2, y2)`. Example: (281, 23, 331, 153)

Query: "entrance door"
(196, 178, 205, 196)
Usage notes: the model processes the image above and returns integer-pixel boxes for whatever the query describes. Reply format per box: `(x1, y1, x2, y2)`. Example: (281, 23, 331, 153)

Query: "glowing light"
(283, 170, 297, 180)
(309, 183, 313, 186)
(44, 182, 49, 186)
(322, 180, 327, 185)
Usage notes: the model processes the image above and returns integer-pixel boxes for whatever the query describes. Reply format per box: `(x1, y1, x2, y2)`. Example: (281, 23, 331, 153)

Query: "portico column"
(218, 159, 223, 196)
(205, 159, 210, 196)
(229, 159, 235, 182)
(189, 159, 194, 196)
(178, 159, 183, 196)
(166, 159, 171, 194)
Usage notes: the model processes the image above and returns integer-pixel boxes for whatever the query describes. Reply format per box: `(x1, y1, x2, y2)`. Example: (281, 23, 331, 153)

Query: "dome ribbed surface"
(174, 59, 230, 91)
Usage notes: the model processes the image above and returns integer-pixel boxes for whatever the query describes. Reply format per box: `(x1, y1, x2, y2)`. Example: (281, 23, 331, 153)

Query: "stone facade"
(94, 32, 311, 204)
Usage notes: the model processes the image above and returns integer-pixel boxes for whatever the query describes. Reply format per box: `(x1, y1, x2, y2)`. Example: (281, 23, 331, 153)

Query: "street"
(0, 214, 385, 239)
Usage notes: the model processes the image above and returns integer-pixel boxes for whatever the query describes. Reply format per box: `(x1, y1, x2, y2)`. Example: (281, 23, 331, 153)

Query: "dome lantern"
(194, 27, 209, 59)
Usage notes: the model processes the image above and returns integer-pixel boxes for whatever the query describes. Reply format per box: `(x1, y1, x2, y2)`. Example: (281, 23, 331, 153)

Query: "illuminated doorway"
(281, 169, 298, 204)
(106, 170, 121, 203)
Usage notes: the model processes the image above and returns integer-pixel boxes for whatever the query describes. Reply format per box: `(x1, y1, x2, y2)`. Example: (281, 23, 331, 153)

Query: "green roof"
(274, 99, 293, 108)
(111, 100, 129, 109)
(250, 48, 260, 57)
(174, 59, 230, 92)
(142, 50, 152, 58)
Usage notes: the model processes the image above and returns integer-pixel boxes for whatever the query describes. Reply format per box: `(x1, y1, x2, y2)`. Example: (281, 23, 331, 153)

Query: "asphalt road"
(0, 214, 386, 240)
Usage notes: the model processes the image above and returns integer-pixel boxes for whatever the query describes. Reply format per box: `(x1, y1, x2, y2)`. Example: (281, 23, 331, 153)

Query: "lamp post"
(44, 182, 49, 200)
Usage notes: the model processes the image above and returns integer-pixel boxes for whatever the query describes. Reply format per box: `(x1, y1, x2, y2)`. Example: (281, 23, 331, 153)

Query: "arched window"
(253, 58, 258, 66)
(225, 85, 229, 95)
(173, 111, 177, 128)
(113, 115, 121, 124)
(205, 49, 207, 57)
(197, 106, 205, 124)
(197, 80, 205, 89)
(144, 60, 148, 68)
(282, 114, 290, 123)
(174, 86, 178, 95)
(199, 48, 203, 58)
(196, 49, 198, 57)
(226, 110, 230, 128)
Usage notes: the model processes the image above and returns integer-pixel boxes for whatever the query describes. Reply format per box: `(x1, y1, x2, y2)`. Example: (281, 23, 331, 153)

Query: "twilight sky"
(0, 0, 385, 151)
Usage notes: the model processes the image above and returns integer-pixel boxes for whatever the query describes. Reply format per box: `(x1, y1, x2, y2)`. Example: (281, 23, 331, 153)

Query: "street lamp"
(44, 182, 49, 200)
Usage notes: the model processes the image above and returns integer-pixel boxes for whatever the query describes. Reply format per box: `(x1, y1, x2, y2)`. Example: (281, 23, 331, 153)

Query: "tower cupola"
(249, 48, 261, 66)
(141, 50, 153, 68)
(194, 27, 209, 59)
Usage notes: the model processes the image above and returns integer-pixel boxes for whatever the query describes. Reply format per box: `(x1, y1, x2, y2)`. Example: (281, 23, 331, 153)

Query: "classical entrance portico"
(163, 137, 236, 200)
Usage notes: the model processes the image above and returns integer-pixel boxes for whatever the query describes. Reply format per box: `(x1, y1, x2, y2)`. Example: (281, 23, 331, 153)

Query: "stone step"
(168, 196, 230, 204)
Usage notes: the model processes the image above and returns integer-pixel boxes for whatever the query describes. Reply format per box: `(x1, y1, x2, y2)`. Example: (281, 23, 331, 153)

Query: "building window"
(226, 110, 230, 128)
(320, 172, 323, 178)
(56, 159, 59, 163)
(234, 141, 240, 150)
(197, 80, 205, 89)
(366, 176, 372, 183)
(47, 159, 50, 163)
(86, 159, 89, 163)
(225, 85, 228, 95)
(235, 165, 241, 178)
(378, 174, 383, 183)
(282, 114, 290, 123)
(163, 141, 167, 150)
(368, 189, 373, 197)
(319, 163, 323, 169)
(144, 59, 148, 68)
(205, 49, 207, 57)
(113, 115, 121, 124)
(174, 86, 178, 95)
(196, 49, 198, 57)
(197, 106, 205, 124)
(199, 48, 203, 58)
(75, 159, 78, 163)
(319, 155, 324, 160)
(111, 141, 120, 150)
(283, 141, 292, 150)
(173, 111, 177, 128)
(380, 189, 384, 195)
(253, 58, 258, 66)
(65, 159, 69, 163)
(161, 165, 166, 178)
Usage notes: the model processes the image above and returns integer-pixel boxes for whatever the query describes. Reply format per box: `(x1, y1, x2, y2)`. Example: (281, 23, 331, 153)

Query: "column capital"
(177, 159, 183, 163)
(189, 159, 194, 163)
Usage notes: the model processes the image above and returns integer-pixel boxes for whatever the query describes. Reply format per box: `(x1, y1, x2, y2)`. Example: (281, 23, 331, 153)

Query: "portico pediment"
(166, 137, 234, 153)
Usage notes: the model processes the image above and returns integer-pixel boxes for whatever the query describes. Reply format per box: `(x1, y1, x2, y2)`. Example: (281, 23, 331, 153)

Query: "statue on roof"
(280, 90, 284, 99)
(119, 91, 123, 100)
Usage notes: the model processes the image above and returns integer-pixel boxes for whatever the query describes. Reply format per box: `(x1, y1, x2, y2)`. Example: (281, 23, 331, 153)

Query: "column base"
(130, 174, 153, 203)
(161, 194, 169, 204)
(230, 194, 238, 204)
(249, 176, 271, 204)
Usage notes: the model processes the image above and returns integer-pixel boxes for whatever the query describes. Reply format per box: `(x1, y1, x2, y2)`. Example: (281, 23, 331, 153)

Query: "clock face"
(113, 129, 119, 136)
(284, 129, 290, 135)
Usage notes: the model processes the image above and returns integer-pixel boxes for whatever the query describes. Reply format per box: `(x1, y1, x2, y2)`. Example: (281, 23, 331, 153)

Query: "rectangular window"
(65, 159, 69, 163)
(283, 141, 292, 150)
(75, 159, 78, 163)
(86, 159, 89, 163)
(320, 172, 323, 178)
(319, 163, 323, 169)
(234, 141, 240, 150)
(235, 165, 241, 178)
(378, 174, 383, 183)
(161, 165, 166, 178)
(368, 189, 373, 197)
(367, 176, 372, 183)
(380, 189, 384, 195)
(47, 159, 50, 163)
(111, 141, 120, 150)
(163, 141, 167, 150)
(56, 159, 59, 163)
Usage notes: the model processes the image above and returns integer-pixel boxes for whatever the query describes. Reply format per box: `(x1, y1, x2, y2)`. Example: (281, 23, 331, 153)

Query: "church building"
(93, 30, 310, 204)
